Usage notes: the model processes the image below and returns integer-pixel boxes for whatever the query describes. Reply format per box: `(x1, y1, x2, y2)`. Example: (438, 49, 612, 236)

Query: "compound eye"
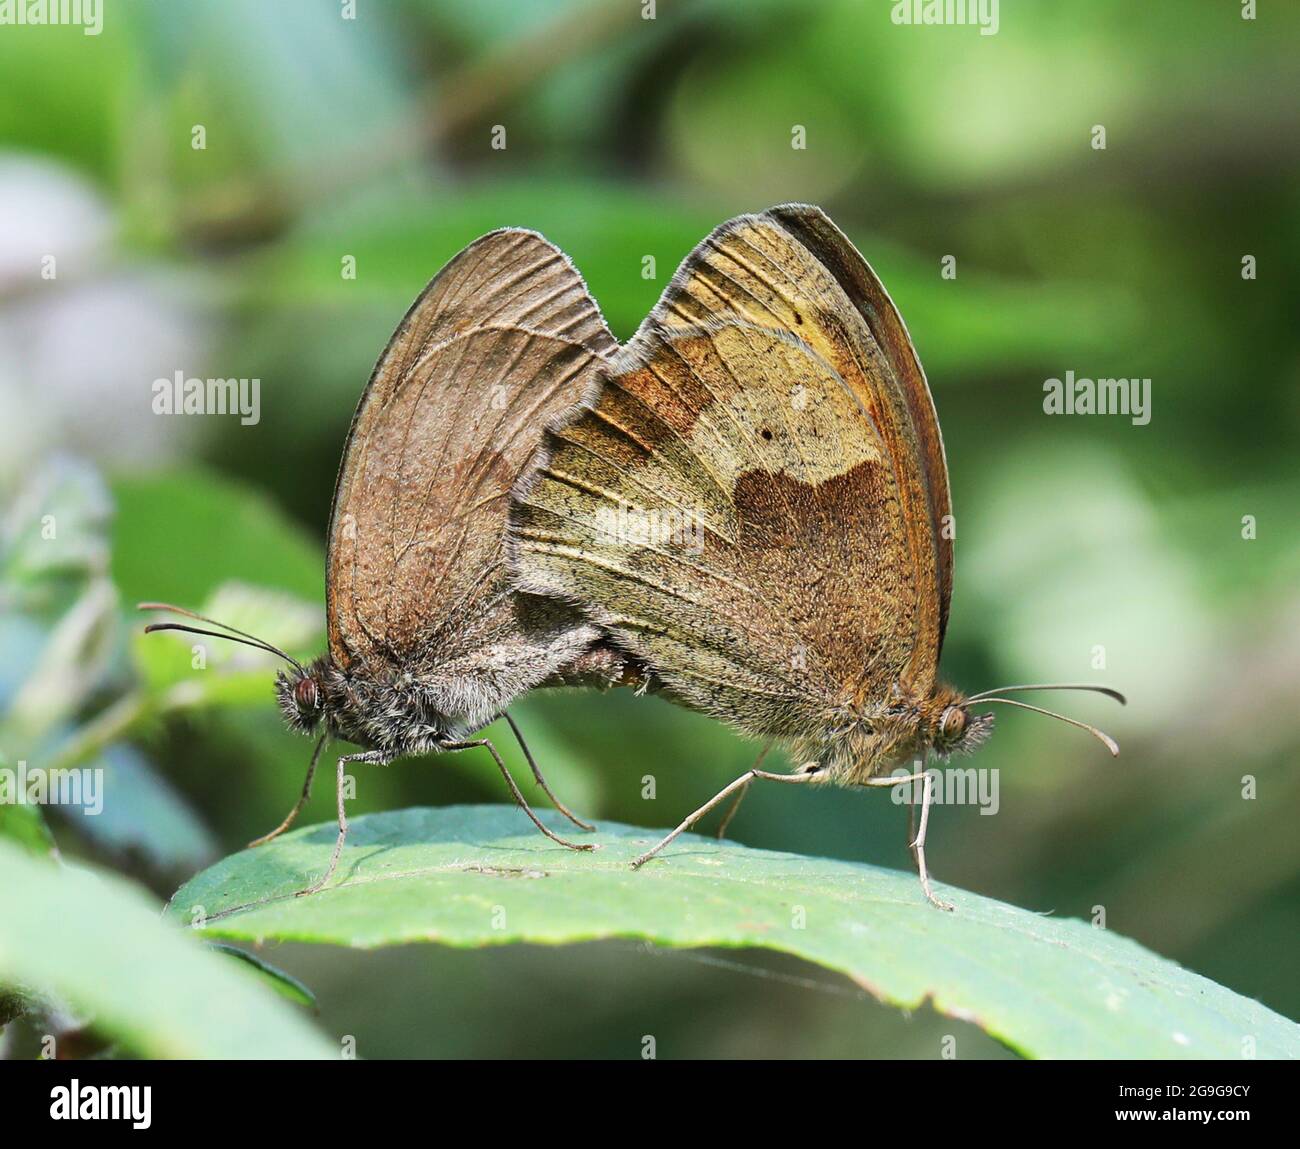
(941, 706, 967, 741)
(294, 677, 319, 712)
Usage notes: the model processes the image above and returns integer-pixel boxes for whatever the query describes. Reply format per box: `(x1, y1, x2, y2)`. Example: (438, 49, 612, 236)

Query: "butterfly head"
(931, 681, 1127, 760)
(917, 686, 994, 759)
(826, 685, 993, 780)
(137, 602, 355, 740)
(276, 660, 331, 735)
(862, 679, 1123, 774)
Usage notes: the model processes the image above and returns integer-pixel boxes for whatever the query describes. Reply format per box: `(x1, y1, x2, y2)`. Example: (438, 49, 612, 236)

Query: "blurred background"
(1, 0, 1297, 1058)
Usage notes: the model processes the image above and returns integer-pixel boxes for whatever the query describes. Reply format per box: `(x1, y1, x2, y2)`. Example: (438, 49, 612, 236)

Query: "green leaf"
(0, 841, 335, 1059)
(172, 805, 1300, 1060)
(0, 752, 57, 857)
(1, 458, 117, 729)
(0, 802, 57, 858)
(133, 580, 322, 700)
(1, 456, 113, 591)
(207, 943, 316, 1010)
(4, 579, 119, 748)
(0, 986, 28, 1028)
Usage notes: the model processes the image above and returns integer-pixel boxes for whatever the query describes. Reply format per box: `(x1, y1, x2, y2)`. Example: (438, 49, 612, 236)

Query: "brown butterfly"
(143, 228, 641, 893)
(509, 204, 1123, 909)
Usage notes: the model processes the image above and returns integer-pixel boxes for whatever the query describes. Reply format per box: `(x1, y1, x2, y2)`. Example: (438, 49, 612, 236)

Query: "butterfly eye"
(940, 706, 967, 741)
(294, 677, 320, 713)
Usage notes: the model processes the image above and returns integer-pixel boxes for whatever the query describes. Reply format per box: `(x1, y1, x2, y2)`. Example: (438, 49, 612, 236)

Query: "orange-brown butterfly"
(143, 229, 639, 893)
(509, 204, 1123, 908)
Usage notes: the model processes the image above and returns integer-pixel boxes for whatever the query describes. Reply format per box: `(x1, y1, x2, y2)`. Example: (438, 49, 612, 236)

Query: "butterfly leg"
(865, 770, 953, 911)
(504, 711, 595, 832)
(446, 737, 596, 852)
(715, 741, 774, 839)
(249, 735, 326, 848)
(907, 785, 917, 858)
(298, 750, 387, 896)
(715, 781, 749, 840)
(632, 764, 816, 869)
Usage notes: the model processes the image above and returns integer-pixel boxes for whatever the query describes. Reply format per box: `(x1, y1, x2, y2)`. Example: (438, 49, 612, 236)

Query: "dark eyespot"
(761, 428, 773, 441)
(294, 677, 320, 713)
(940, 707, 967, 741)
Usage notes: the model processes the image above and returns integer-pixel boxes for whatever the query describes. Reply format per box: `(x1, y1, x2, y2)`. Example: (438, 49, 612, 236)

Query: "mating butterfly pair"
(145, 205, 1121, 909)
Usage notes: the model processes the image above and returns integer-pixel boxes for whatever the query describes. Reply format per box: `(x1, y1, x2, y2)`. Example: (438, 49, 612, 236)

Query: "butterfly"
(509, 204, 1123, 909)
(143, 228, 642, 893)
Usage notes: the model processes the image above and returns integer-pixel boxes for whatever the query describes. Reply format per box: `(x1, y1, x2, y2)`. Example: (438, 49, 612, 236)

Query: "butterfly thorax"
(802, 682, 993, 786)
(276, 657, 453, 757)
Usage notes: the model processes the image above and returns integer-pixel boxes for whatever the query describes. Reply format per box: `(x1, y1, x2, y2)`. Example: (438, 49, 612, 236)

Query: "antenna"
(138, 602, 305, 673)
(967, 683, 1126, 705)
(972, 697, 1120, 757)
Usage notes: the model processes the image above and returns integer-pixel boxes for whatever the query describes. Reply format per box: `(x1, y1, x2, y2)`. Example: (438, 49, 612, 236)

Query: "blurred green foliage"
(0, 840, 335, 1058)
(1, 0, 1297, 1058)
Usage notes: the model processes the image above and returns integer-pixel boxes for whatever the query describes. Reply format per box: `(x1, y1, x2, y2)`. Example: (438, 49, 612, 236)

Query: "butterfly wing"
(645, 204, 952, 690)
(326, 229, 617, 682)
(510, 320, 918, 737)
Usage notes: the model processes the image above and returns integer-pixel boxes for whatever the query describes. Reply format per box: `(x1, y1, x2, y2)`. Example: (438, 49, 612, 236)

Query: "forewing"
(327, 229, 617, 670)
(647, 204, 952, 693)
(510, 322, 916, 737)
